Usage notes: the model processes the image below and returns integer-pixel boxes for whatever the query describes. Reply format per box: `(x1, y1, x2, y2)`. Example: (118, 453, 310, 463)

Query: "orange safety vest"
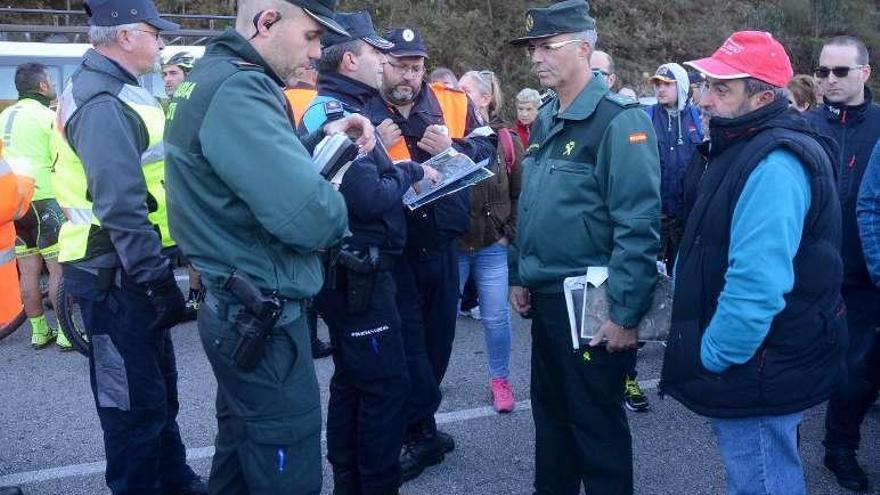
(284, 87, 318, 128)
(0, 141, 35, 328)
(386, 82, 470, 162)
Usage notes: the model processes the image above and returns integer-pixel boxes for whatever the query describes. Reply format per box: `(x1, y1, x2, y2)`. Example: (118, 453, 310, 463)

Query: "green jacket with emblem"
(510, 76, 661, 328)
(164, 29, 348, 300)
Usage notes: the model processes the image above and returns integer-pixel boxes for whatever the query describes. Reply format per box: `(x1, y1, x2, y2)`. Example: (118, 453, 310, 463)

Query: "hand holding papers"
(402, 148, 493, 210)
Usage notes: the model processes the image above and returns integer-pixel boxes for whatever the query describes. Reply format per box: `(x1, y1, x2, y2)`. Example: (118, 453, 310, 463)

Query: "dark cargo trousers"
(317, 271, 409, 494)
(394, 242, 460, 435)
(198, 299, 322, 495)
(530, 292, 634, 495)
(63, 265, 198, 495)
(824, 286, 880, 452)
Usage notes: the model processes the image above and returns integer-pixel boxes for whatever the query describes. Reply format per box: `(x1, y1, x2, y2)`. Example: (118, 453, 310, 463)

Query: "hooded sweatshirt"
(647, 63, 703, 220)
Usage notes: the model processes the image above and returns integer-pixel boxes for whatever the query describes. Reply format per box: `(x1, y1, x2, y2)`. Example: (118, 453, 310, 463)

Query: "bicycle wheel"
(0, 308, 26, 341)
(56, 277, 90, 356)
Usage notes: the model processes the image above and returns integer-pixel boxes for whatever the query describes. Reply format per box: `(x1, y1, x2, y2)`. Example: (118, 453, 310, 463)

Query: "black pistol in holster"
(224, 271, 284, 372)
(334, 246, 380, 315)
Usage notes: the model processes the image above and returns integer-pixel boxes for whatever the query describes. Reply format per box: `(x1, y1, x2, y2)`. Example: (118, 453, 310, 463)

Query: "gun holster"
(224, 271, 284, 372)
(326, 247, 379, 315)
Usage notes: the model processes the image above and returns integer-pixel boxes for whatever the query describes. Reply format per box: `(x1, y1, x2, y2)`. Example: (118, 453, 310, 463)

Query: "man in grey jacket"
(51, 0, 204, 493)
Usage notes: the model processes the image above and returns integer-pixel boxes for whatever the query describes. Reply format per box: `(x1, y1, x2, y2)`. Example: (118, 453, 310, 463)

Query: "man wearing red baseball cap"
(660, 31, 846, 495)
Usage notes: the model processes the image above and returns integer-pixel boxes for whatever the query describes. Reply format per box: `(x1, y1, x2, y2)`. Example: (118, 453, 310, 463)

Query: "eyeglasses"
(387, 61, 425, 77)
(526, 39, 584, 56)
(133, 29, 161, 42)
(814, 65, 865, 79)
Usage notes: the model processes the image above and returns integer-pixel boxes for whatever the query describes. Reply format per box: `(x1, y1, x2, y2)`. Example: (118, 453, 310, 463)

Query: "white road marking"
(0, 379, 659, 486)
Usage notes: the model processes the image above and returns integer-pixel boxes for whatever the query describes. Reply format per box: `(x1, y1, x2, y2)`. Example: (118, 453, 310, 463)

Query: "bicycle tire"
(0, 308, 26, 341)
(56, 277, 90, 356)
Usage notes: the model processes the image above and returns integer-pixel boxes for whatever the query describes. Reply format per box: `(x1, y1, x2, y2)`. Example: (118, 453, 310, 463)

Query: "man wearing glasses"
(509, 1, 660, 492)
(806, 35, 880, 493)
(370, 26, 497, 482)
(51, 0, 205, 493)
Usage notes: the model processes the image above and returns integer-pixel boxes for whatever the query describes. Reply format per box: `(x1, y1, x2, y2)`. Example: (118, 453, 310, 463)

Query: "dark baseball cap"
(383, 27, 429, 59)
(288, 0, 347, 36)
(322, 11, 393, 50)
(510, 0, 596, 46)
(84, 0, 179, 31)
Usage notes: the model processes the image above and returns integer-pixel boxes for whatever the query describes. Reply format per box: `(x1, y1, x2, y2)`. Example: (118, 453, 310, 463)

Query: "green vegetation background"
(12, 0, 880, 121)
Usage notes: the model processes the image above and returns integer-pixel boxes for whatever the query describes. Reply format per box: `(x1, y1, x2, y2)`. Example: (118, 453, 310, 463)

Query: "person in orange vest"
(0, 139, 35, 342)
(285, 64, 319, 128)
(368, 26, 498, 482)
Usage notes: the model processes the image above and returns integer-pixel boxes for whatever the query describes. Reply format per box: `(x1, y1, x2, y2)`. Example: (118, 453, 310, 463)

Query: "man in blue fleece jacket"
(660, 31, 846, 495)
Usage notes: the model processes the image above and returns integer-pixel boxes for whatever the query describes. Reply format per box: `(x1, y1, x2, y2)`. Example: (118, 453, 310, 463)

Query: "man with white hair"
(509, 1, 660, 492)
(51, 0, 205, 493)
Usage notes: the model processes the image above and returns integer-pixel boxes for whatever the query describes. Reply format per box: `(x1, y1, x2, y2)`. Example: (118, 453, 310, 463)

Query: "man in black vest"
(804, 35, 880, 493)
(660, 31, 846, 494)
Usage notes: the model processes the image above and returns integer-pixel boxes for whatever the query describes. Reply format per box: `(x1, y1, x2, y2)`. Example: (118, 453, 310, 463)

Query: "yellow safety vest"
(52, 83, 175, 263)
(0, 98, 56, 201)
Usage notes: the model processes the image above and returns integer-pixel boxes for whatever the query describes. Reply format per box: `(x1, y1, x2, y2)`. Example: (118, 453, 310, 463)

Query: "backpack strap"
(498, 127, 516, 176)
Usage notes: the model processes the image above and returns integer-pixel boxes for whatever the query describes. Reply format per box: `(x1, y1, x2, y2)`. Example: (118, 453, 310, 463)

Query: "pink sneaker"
(490, 377, 515, 413)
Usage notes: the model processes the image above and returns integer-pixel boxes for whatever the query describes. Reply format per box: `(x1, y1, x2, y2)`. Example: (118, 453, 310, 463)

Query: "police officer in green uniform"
(164, 0, 375, 492)
(508, 1, 661, 493)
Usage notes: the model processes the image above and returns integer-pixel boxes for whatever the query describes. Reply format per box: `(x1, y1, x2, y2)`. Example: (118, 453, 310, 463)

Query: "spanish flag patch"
(629, 132, 648, 144)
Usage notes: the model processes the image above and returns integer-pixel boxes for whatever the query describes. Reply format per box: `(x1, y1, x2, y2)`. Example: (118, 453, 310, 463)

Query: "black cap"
(288, 0, 348, 36)
(84, 0, 180, 31)
(322, 12, 393, 50)
(509, 0, 596, 46)
(383, 27, 429, 59)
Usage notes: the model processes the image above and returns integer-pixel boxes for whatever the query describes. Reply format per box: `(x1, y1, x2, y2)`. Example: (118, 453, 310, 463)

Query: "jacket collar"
(708, 97, 789, 157)
(316, 71, 381, 112)
(18, 92, 52, 108)
(206, 29, 285, 87)
(554, 74, 609, 121)
(821, 86, 873, 124)
(82, 48, 140, 87)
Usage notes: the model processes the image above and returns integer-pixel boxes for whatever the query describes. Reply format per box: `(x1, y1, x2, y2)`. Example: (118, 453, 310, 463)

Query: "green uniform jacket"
(510, 76, 661, 328)
(164, 30, 348, 300)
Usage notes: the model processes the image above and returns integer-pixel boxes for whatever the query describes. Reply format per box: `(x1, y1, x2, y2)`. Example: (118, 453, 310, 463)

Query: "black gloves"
(145, 270, 186, 331)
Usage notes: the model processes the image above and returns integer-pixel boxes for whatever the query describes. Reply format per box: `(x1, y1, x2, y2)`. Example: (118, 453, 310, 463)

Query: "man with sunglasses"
(366, 26, 496, 482)
(509, 1, 660, 492)
(805, 35, 880, 493)
(51, 0, 206, 493)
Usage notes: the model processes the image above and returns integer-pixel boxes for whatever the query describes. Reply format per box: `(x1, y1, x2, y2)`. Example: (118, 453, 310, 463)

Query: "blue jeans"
(457, 242, 512, 379)
(711, 412, 806, 495)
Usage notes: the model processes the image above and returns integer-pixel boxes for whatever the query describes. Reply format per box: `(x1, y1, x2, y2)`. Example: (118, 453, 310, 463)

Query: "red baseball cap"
(685, 31, 793, 88)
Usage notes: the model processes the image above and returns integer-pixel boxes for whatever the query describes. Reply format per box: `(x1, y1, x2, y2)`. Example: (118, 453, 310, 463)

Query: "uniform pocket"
(572, 347, 630, 404)
(92, 334, 131, 411)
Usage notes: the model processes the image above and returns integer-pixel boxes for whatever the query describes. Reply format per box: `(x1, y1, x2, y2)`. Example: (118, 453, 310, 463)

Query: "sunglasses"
(814, 65, 865, 79)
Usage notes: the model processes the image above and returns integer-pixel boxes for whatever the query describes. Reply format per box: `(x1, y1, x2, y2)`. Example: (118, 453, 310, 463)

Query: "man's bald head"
(590, 50, 617, 89)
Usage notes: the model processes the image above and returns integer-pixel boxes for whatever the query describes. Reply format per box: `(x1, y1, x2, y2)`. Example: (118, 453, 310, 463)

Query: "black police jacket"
(806, 87, 880, 289)
(366, 82, 497, 256)
(661, 99, 847, 418)
(308, 72, 425, 255)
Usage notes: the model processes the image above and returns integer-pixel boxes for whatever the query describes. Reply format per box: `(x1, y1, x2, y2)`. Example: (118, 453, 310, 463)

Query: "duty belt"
(203, 290, 302, 325)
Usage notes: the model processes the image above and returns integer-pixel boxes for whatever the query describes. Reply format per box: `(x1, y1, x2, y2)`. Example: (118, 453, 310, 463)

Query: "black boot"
(308, 303, 333, 359)
(0, 487, 23, 495)
(399, 422, 447, 483)
(824, 448, 869, 492)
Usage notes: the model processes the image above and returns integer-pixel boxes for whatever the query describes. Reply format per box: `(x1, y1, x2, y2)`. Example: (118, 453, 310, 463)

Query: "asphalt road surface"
(1, 297, 877, 494)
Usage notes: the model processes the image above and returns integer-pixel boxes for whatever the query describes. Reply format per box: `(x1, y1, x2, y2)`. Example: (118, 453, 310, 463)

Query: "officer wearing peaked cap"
(509, 1, 661, 493)
(50, 0, 209, 493)
(164, 0, 377, 492)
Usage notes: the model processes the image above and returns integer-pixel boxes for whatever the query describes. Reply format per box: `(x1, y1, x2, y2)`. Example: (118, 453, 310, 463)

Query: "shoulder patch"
(605, 92, 639, 108)
(229, 60, 264, 71)
(323, 100, 345, 121)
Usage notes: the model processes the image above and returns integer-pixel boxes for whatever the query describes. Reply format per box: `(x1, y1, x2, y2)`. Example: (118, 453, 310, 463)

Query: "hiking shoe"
(436, 430, 455, 453)
(624, 376, 650, 412)
(824, 449, 869, 492)
(182, 290, 201, 322)
(490, 377, 515, 413)
(32, 327, 57, 349)
(399, 436, 445, 482)
(56, 327, 74, 352)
